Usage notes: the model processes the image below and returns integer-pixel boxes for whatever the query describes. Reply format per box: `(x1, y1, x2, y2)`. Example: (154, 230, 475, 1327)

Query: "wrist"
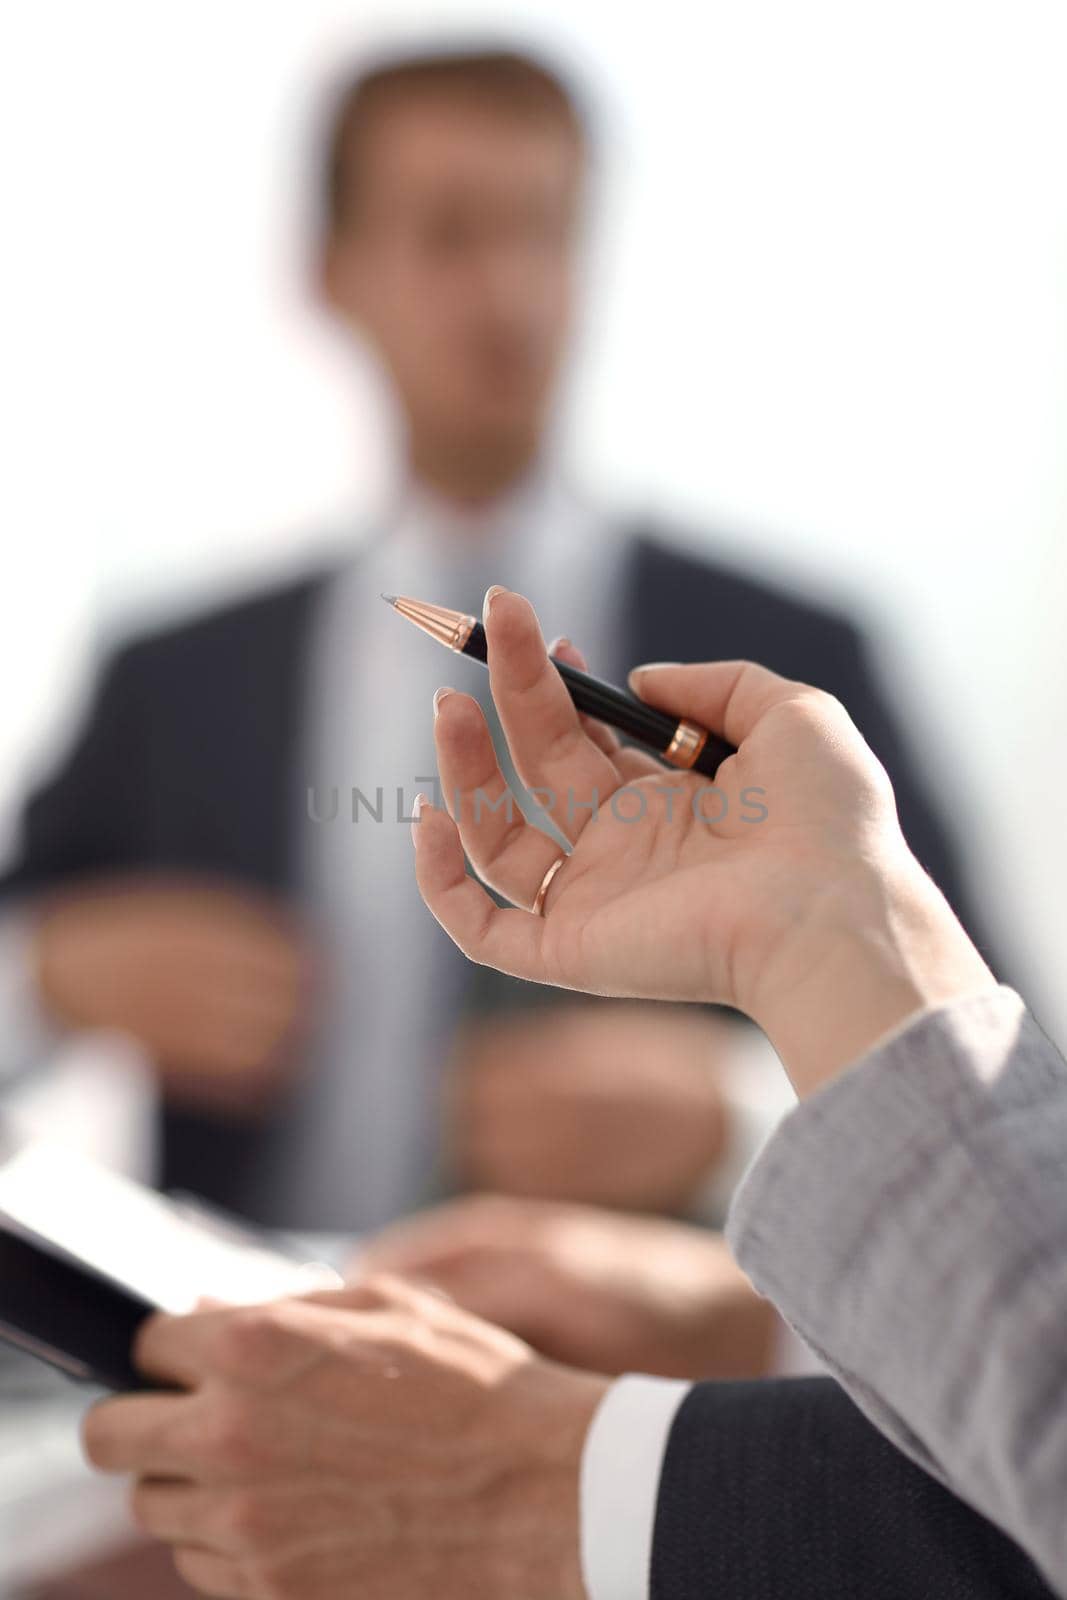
(507, 1360, 608, 1600)
(751, 850, 997, 1098)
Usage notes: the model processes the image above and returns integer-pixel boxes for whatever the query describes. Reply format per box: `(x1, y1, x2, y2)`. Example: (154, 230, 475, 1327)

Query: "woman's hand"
(413, 587, 995, 1094)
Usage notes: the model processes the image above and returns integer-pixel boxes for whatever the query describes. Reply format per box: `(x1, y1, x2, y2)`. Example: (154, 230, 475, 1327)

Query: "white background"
(1, 0, 1064, 1040)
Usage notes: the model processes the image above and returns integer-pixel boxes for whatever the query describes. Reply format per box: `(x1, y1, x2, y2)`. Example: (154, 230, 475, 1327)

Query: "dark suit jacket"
(0, 532, 1001, 1214)
(653, 1377, 1050, 1598)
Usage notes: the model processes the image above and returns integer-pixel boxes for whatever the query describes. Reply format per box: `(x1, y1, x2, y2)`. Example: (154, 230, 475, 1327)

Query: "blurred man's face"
(323, 95, 584, 488)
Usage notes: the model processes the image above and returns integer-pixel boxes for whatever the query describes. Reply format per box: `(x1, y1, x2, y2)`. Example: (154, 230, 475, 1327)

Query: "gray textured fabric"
(727, 986, 1067, 1597)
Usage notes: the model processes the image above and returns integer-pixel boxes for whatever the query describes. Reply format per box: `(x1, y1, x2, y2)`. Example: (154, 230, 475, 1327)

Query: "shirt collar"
(347, 459, 618, 638)
(378, 459, 594, 561)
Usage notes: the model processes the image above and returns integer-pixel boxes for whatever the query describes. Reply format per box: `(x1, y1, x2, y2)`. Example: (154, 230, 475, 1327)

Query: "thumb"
(627, 659, 798, 748)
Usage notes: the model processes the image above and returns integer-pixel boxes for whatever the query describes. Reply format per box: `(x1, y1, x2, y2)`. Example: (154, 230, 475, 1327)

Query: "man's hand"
(83, 1279, 607, 1600)
(449, 1004, 729, 1213)
(365, 1194, 779, 1379)
(35, 876, 315, 1111)
(415, 587, 996, 1098)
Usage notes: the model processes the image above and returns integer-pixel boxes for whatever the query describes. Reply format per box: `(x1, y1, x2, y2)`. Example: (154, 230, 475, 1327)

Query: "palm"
(537, 708, 865, 1005)
(537, 771, 734, 999)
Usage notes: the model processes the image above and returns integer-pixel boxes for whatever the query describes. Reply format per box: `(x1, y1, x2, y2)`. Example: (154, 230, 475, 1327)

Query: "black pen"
(381, 594, 735, 779)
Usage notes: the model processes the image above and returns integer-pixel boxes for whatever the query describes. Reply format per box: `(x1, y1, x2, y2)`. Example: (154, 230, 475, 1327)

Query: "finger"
(134, 1308, 236, 1387)
(483, 588, 623, 843)
(131, 1479, 233, 1553)
(173, 1545, 251, 1598)
(433, 691, 566, 911)
(411, 797, 550, 981)
(297, 1273, 463, 1324)
(83, 1392, 192, 1475)
(291, 1274, 424, 1313)
(627, 659, 799, 748)
(547, 639, 663, 781)
(548, 639, 620, 758)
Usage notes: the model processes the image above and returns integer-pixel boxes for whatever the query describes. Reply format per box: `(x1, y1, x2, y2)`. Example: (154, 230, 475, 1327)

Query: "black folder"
(0, 1121, 341, 1392)
(0, 1219, 157, 1390)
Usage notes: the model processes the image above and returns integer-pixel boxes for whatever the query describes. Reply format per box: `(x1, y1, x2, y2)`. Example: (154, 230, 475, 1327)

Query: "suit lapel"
(200, 569, 334, 896)
(615, 533, 666, 681)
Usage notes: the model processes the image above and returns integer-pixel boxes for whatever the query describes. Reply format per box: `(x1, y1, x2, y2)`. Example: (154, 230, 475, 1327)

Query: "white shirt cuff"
(580, 1374, 692, 1600)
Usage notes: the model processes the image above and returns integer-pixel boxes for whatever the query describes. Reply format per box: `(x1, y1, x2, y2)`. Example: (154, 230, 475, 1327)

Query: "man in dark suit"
(652, 1377, 1049, 1598)
(0, 46, 999, 1247)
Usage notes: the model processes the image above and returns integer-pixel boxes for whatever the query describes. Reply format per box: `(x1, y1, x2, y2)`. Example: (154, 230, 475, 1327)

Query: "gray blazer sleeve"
(726, 987, 1067, 1597)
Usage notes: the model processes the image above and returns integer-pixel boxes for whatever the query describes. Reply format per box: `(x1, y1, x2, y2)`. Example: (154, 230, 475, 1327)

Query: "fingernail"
(548, 635, 571, 656)
(411, 791, 431, 839)
(628, 662, 681, 692)
(433, 686, 453, 718)
(483, 584, 507, 623)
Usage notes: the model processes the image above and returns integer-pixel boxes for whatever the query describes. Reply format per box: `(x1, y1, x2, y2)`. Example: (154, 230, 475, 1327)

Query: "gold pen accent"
(381, 594, 476, 653)
(382, 591, 736, 780)
(663, 719, 709, 771)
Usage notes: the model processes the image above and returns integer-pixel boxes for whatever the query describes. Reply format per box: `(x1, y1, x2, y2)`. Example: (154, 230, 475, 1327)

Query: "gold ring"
(532, 855, 567, 917)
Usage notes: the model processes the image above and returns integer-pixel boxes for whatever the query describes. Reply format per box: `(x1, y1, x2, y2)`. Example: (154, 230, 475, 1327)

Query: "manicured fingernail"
(433, 686, 453, 718)
(628, 662, 681, 689)
(548, 635, 571, 656)
(411, 791, 431, 840)
(483, 584, 507, 623)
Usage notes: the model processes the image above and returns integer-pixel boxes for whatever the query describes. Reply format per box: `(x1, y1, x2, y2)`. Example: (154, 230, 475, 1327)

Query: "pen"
(381, 594, 735, 779)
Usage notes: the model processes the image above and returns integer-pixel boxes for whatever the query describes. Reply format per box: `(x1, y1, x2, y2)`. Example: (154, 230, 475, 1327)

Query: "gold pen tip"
(380, 592, 398, 605)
